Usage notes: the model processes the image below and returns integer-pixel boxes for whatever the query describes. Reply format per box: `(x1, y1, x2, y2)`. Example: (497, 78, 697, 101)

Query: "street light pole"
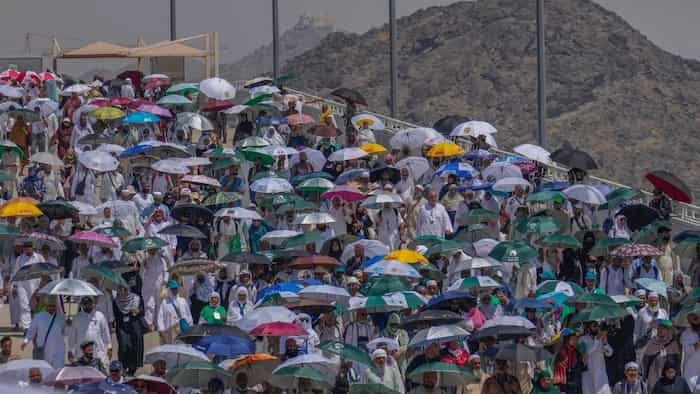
(536, 0, 546, 147)
(389, 0, 398, 118)
(272, 0, 280, 80)
(170, 0, 176, 41)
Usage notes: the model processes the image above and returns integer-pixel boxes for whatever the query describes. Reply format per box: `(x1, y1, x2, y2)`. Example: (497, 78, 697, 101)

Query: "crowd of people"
(0, 68, 697, 394)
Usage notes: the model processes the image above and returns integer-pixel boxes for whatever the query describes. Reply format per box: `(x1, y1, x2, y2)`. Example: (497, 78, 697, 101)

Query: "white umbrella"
(290, 148, 326, 172)
(351, 113, 385, 130)
(408, 324, 471, 348)
(454, 255, 502, 272)
(144, 344, 209, 367)
(563, 184, 607, 205)
(143, 73, 170, 82)
(0, 102, 21, 112)
(72, 104, 99, 124)
(0, 85, 24, 98)
(168, 157, 211, 167)
(29, 152, 63, 167)
(260, 230, 301, 245)
(482, 162, 522, 181)
(69, 201, 98, 216)
(391, 127, 442, 151)
(250, 177, 293, 194)
(261, 145, 299, 157)
(473, 238, 499, 257)
(481, 315, 536, 330)
(97, 200, 139, 220)
(177, 112, 214, 131)
(360, 191, 404, 209)
(78, 150, 119, 172)
(38, 278, 103, 297)
(341, 239, 390, 263)
(244, 77, 273, 88)
(364, 260, 422, 279)
(492, 177, 531, 192)
(294, 212, 336, 225)
(450, 120, 498, 137)
(61, 84, 90, 95)
(250, 85, 280, 97)
(95, 143, 125, 156)
(514, 144, 552, 164)
(236, 306, 297, 332)
(199, 77, 236, 100)
(215, 207, 263, 220)
(151, 160, 190, 175)
(182, 175, 222, 188)
(275, 353, 339, 379)
(26, 98, 58, 117)
(328, 147, 368, 162)
(0, 359, 54, 382)
(367, 337, 400, 352)
(395, 156, 431, 182)
(299, 285, 351, 304)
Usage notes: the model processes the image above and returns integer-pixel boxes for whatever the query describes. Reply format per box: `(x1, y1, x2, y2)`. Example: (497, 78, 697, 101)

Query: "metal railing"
(232, 81, 700, 227)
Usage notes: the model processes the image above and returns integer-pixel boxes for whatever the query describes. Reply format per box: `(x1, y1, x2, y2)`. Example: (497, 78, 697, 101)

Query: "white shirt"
(68, 310, 111, 358)
(157, 296, 193, 331)
(121, 84, 135, 99)
(70, 123, 93, 149)
(417, 202, 453, 237)
(24, 311, 65, 368)
(132, 193, 154, 213)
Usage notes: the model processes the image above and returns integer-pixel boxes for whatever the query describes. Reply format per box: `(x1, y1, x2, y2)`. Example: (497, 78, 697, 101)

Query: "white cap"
(634, 289, 647, 297)
(415, 245, 428, 255)
(346, 277, 360, 285)
(371, 349, 387, 359)
(180, 188, 191, 196)
(625, 361, 639, 371)
(648, 292, 659, 300)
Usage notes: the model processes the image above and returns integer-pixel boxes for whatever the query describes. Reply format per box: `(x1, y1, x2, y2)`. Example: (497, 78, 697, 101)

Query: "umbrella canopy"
(341, 239, 390, 263)
(360, 191, 403, 209)
(45, 366, 105, 387)
(270, 365, 333, 390)
(395, 156, 431, 181)
(38, 278, 103, 297)
(538, 233, 582, 249)
(126, 375, 177, 394)
(0, 359, 54, 382)
(426, 142, 464, 158)
(433, 115, 470, 134)
(364, 260, 421, 279)
(331, 88, 367, 105)
(563, 184, 607, 205)
(482, 162, 522, 181)
(298, 177, 335, 193)
(166, 82, 199, 95)
(195, 335, 256, 357)
(535, 280, 584, 297)
(171, 203, 214, 223)
(177, 324, 251, 344)
(123, 111, 161, 124)
(434, 162, 479, 179)
(164, 361, 232, 389)
(527, 190, 567, 203)
(447, 276, 501, 292)
(294, 212, 336, 225)
(513, 143, 552, 164)
(221, 252, 272, 265)
(177, 112, 214, 131)
(550, 143, 598, 170)
(408, 324, 470, 348)
(494, 343, 553, 363)
(157, 94, 192, 106)
(68, 230, 117, 248)
(122, 236, 168, 253)
(634, 278, 668, 298)
(328, 147, 369, 162)
(570, 304, 628, 324)
(37, 200, 79, 219)
(80, 265, 128, 289)
(611, 243, 663, 257)
(78, 150, 119, 172)
(169, 259, 222, 276)
(492, 177, 530, 193)
(615, 204, 661, 232)
(352, 113, 385, 130)
(236, 306, 297, 332)
(200, 77, 236, 100)
(645, 170, 693, 203)
(281, 231, 323, 249)
(250, 322, 308, 336)
(601, 188, 643, 209)
(399, 309, 463, 330)
(0, 200, 42, 217)
(89, 106, 125, 120)
(489, 240, 537, 263)
(322, 186, 365, 202)
(158, 223, 206, 238)
(151, 160, 189, 175)
(287, 255, 340, 269)
(228, 354, 280, 386)
(29, 152, 63, 167)
(319, 341, 374, 367)
(144, 344, 209, 367)
(348, 294, 410, 313)
(250, 177, 294, 194)
(407, 362, 477, 387)
(299, 285, 351, 304)
(11, 262, 63, 281)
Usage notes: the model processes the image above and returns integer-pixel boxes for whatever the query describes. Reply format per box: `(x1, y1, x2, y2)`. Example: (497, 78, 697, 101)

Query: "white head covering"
(372, 349, 387, 359)
(634, 289, 647, 297)
(625, 361, 639, 371)
(236, 286, 249, 298)
(295, 313, 313, 331)
(610, 215, 631, 239)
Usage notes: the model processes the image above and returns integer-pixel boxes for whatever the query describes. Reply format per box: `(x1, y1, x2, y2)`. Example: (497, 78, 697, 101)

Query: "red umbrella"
(202, 99, 234, 112)
(308, 124, 341, 137)
(144, 78, 171, 90)
(127, 99, 152, 110)
(287, 113, 315, 125)
(287, 255, 341, 269)
(109, 97, 132, 106)
(321, 186, 364, 202)
(89, 98, 112, 107)
(611, 243, 663, 257)
(0, 69, 20, 82)
(645, 170, 693, 203)
(250, 322, 308, 337)
(41, 71, 59, 81)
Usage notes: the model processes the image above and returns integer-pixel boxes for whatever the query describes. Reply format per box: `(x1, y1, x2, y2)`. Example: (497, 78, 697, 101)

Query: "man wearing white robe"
(326, 198, 350, 236)
(377, 205, 404, 250)
(157, 280, 193, 344)
(23, 298, 65, 368)
(70, 243, 91, 279)
(132, 183, 154, 213)
(416, 192, 453, 237)
(68, 297, 112, 367)
(70, 115, 93, 151)
(395, 168, 414, 202)
(140, 249, 169, 328)
(580, 322, 613, 394)
(11, 242, 45, 329)
(226, 286, 254, 325)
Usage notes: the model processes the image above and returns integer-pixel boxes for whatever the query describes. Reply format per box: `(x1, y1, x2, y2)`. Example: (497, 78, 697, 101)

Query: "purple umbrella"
(137, 103, 172, 118)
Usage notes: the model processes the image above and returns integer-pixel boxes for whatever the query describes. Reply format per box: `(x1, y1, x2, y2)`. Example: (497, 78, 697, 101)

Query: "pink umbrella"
(127, 99, 152, 110)
(89, 98, 112, 107)
(68, 231, 117, 248)
(138, 103, 172, 118)
(321, 186, 365, 202)
(611, 243, 663, 257)
(287, 113, 315, 125)
(0, 69, 20, 82)
(144, 78, 171, 90)
(41, 71, 59, 81)
(250, 322, 308, 336)
(109, 97, 132, 106)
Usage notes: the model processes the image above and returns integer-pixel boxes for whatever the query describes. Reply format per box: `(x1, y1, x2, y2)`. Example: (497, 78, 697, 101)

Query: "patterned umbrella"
(611, 243, 663, 257)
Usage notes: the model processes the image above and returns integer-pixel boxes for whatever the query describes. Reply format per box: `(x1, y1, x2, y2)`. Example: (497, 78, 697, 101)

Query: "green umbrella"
(37, 200, 79, 220)
(417, 263, 446, 281)
(568, 293, 617, 306)
(414, 235, 446, 246)
(449, 276, 502, 291)
(538, 233, 582, 249)
(407, 362, 477, 387)
(237, 136, 270, 149)
(364, 276, 411, 296)
(241, 149, 275, 166)
(464, 209, 499, 225)
(275, 200, 318, 215)
(350, 384, 400, 394)
(290, 172, 334, 186)
(0, 224, 20, 237)
(157, 94, 193, 106)
(297, 178, 334, 193)
(319, 341, 374, 367)
(244, 94, 274, 106)
(122, 236, 169, 253)
(454, 224, 493, 243)
(0, 140, 24, 159)
(80, 265, 129, 289)
(94, 225, 132, 239)
(516, 216, 559, 235)
(673, 303, 700, 327)
(426, 239, 465, 256)
(9, 108, 39, 122)
(281, 231, 323, 249)
(261, 193, 301, 207)
(269, 366, 331, 389)
(211, 156, 242, 170)
(535, 280, 585, 297)
(489, 240, 537, 263)
(634, 220, 672, 244)
(674, 237, 700, 258)
(165, 361, 232, 389)
(527, 191, 567, 203)
(166, 83, 199, 96)
(569, 304, 627, 324)
(600, 188, 642, 210)
(203, 192, 242, 207)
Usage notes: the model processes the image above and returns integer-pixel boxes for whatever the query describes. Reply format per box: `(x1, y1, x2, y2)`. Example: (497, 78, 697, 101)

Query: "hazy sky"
(1, 0, 700, 76)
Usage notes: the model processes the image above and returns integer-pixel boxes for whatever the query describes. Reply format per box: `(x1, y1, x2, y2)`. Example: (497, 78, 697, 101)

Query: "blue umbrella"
(70, 381, 137, 393)
(535, 181, 571, 192)
(496, 155, 528, 163)
(469, 179, 494, 191)
(513, 297, 554, 310)
(257, 116, 288, 126)
(119, 143, 152, 158)
(535, 291, 570, 306)
(256, 282, 305, 302)
(360, 254, 387, 269)
(123, 111, 161, 124)
(195, 335, 256, 357)
(336, 169, 367, 185)
(434, 162, 479, 179)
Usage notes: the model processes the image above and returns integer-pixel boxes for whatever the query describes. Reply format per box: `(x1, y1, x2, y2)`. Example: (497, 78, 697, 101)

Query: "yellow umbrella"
(385, 249, 429, 263)
(89, 106, 125, 120)
(0, 200, 43, 218)
(426, 142, 465, 158)
(360, 143, 388, 155)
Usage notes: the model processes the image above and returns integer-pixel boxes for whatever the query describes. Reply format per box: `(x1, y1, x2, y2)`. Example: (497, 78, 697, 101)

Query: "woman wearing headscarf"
(642, 320, 681, 389)
(226, 286, 254, 325)
(189, 272, 213, 325)
(532, 370, 561, 394)
(144, 208, 176, 261)
(112, 285, 145, 376)
(382, 313, 409, 370)
(290, 313, 319, 353)
(199, 291, 226, 325)
(651, 362, 691, 394)
(608, 216, 631, 239)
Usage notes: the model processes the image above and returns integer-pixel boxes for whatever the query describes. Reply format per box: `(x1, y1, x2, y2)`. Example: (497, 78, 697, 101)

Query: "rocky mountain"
(281, 0, 700, 196)
(221, 14, 335, 81)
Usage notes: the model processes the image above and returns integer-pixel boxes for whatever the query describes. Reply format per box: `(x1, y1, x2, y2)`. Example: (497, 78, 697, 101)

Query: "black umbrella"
(550, 142, 598, 170)
(673, 230, 700, 244)
(474, 325, 535, 341)
(331, 88, 367, 106)
(424, 292, 477, 313)
(369, 166, 400, 183)
(399, 309, 464, 331)
(11, 262, 63, 281)
(77, 133, 111, 146)
(93, 260, 137, 274)
(177, 324, 251, 344)
(158, 223, 206, 239)
(433, 115, 470, 134)
(494, 343, 553, 363)
(269, 249, 312, 261)
(37, 200, 79, 220)
(221, 252, 271, 265)
(171, 204, 213, 224)
(616, 204, 661, 232)
(287, 300, 335, 315)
